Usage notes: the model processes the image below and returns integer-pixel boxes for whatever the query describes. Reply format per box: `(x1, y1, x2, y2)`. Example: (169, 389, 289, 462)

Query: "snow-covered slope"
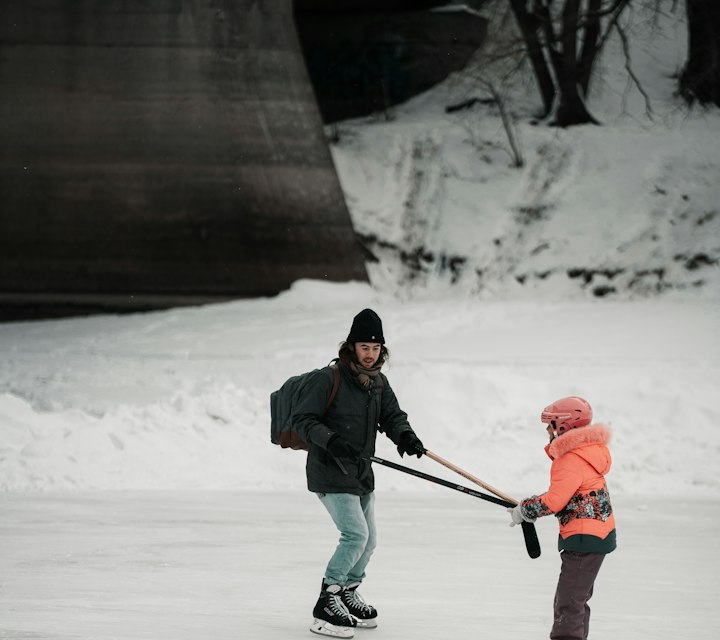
(330, 3, 720, 300)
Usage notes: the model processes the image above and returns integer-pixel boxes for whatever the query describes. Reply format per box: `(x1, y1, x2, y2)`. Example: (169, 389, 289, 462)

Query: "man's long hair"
(338, 341, 390, 366)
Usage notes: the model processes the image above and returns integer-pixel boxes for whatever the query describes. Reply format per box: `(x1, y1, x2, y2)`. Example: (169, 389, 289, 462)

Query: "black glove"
(327, 435, 357, 459)
(397, 431, 425, 458)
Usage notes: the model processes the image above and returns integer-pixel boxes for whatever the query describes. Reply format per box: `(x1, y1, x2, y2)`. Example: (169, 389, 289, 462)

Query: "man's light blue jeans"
(317, 491, 377, 587)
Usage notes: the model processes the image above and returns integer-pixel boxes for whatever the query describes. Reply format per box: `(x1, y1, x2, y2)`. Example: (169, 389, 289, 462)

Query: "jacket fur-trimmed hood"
(546, 423, 612, 473)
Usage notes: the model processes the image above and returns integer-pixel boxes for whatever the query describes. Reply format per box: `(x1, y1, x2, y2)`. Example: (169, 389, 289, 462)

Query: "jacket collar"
(545, 423, 611, 460)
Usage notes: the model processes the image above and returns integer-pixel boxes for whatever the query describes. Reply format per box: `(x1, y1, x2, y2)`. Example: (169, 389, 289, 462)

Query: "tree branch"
(615, 20, 654, 119)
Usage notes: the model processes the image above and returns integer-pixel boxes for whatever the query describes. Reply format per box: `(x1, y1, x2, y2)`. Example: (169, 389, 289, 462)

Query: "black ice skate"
(310, 582, 358, 638)
(340, 582, 378, 629)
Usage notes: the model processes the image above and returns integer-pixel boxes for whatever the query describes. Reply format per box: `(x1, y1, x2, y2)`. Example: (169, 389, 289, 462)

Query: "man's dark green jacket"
(294, 361, 414, 495)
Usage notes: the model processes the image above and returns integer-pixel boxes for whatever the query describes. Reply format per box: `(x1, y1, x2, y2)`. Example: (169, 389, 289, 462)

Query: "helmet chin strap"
(547, 421, 558, 442)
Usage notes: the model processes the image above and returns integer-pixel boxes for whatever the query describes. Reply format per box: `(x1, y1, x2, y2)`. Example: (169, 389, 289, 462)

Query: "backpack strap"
(323, 364, 340, 415)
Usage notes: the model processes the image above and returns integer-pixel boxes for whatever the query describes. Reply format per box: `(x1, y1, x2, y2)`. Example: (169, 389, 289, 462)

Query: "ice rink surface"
(1, 490, 716, 640)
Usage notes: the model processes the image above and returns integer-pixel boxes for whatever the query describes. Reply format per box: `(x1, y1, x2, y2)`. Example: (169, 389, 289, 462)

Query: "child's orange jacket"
(520, 423, 617, 554)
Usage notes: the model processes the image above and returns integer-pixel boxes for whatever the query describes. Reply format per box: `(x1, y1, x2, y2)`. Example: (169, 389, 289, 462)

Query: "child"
(508, 396, 616, 640)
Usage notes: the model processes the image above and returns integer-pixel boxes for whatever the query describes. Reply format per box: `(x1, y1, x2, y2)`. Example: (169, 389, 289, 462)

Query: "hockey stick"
(425, 450, 516, 503)
(424, 450, 541, 559)
(369, 456, 539, 559)
(368, 455, 514, 508)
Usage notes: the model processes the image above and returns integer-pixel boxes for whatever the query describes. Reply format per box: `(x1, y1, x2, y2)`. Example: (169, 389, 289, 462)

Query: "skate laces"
(327, 590, 352, 618)
(344, 588, 373, 615)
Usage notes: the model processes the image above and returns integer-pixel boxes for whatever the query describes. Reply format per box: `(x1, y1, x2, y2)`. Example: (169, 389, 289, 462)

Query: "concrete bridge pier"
(0, 0, 367, 320)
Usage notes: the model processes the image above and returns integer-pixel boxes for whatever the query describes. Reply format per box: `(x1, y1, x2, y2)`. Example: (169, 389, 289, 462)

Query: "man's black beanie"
(347, 308, 385, 344)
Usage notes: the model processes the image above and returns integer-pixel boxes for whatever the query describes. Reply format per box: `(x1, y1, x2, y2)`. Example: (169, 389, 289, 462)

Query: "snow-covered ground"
(1, 288, 718, 639)
(1, 286, 718, 498)
(2, 2, 719, 638)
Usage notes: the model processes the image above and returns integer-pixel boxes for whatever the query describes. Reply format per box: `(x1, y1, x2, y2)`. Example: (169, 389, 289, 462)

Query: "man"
(295, 308, 426, 639)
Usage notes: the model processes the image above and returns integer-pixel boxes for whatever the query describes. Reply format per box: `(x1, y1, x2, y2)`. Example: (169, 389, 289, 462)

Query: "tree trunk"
(552, 0, 600, 125)
(508, 0, 605, 125)
(507, 0, 556, 117)
(679, 0, 720, 106)
(578, 0, 603, 96)
(554, 82, 599, 126)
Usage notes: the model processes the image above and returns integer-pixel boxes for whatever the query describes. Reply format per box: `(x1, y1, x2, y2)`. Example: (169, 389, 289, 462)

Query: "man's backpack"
(270, 364, 340, 451)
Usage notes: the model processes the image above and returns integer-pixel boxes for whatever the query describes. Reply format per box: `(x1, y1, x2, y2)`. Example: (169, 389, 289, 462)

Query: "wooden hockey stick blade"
(521, 521, 541, 559)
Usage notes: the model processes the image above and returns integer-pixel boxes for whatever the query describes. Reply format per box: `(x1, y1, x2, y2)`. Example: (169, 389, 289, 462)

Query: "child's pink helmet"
(541, 396, 592, 434)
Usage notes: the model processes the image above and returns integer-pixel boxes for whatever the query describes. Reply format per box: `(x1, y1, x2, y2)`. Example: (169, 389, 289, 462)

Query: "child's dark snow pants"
(550, 551, 605, 640)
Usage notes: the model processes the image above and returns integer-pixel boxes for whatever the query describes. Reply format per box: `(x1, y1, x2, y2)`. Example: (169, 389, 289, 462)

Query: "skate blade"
(355, 618, 378, 629)
(310, 619, 355, 638)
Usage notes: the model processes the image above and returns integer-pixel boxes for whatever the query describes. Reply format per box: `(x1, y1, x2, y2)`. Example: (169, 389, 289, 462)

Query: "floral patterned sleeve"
(520, 495, 553, 520)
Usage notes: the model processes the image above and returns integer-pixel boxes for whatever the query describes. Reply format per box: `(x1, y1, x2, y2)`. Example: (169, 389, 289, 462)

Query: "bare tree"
(679, 0, 720, 107)
(506, 0, 633, 126)
(448, 7, 528, 167)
